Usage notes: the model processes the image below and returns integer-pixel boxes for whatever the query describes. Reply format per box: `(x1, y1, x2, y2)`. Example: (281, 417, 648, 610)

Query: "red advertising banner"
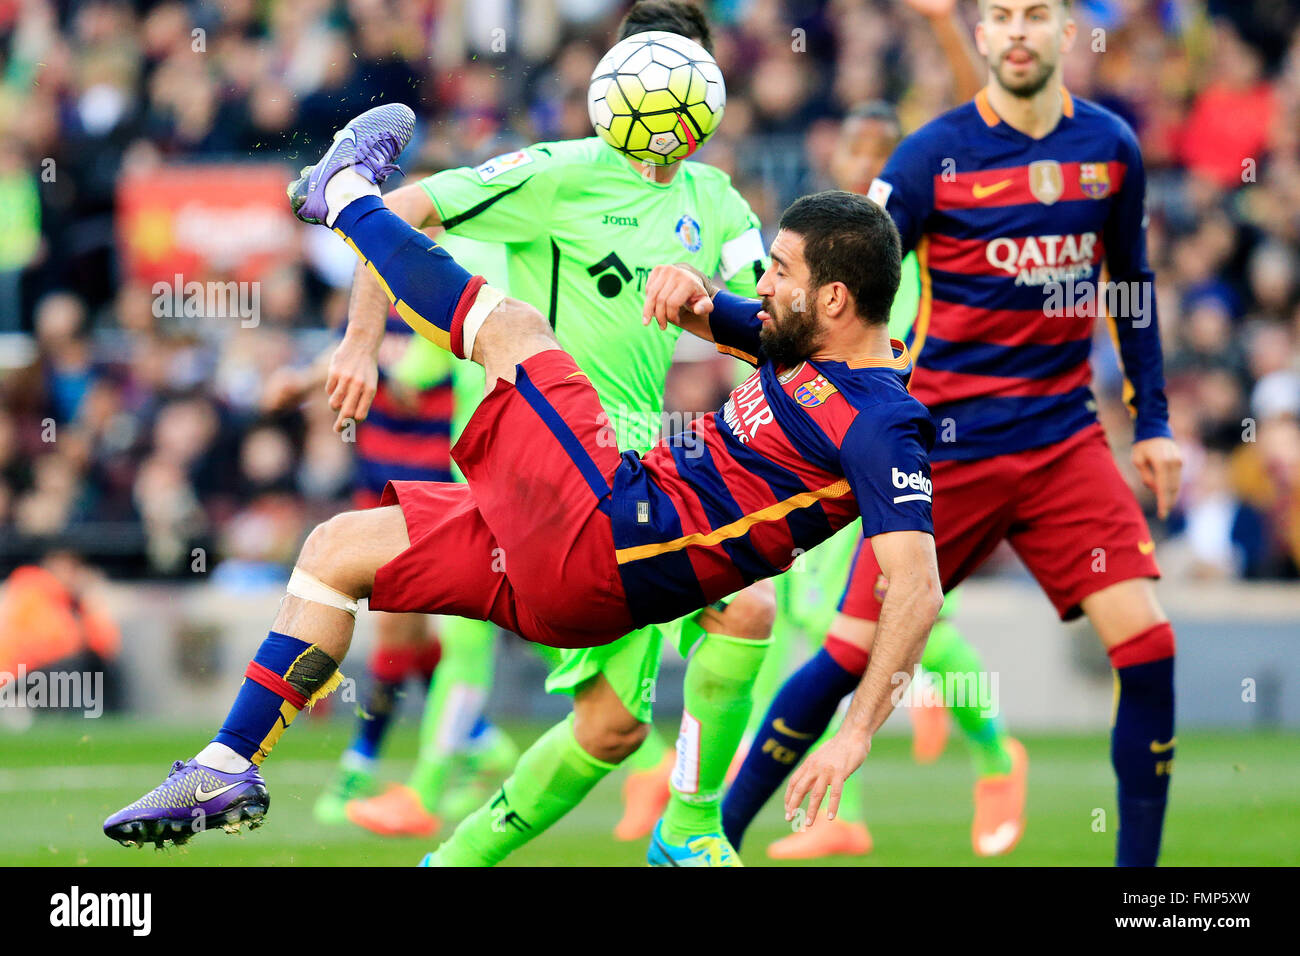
(116, 163, 298, 285)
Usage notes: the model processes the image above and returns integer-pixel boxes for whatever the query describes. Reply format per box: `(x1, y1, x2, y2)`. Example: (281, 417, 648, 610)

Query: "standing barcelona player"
(749, 0, 1182, 867)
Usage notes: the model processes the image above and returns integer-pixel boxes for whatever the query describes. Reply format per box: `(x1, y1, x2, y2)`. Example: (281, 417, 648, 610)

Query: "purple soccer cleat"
(103, 758, 269, 848)
(288, 102, 416, 224)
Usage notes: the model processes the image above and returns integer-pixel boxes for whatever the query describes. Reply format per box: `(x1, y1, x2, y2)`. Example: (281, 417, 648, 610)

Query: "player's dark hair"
(618, 1, 713, 53)
(778, 190, 902, 326)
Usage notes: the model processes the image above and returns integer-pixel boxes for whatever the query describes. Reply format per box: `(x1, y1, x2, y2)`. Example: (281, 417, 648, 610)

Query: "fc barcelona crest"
(1079, 162, 1111, 199)
(1028, 160, 1064, 205)
(794, 375, 838, 407)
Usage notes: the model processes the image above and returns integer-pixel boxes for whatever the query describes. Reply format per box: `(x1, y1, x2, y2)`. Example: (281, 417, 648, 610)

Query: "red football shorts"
(368, 351, 635, 648)
(840, 423, 1161, 622)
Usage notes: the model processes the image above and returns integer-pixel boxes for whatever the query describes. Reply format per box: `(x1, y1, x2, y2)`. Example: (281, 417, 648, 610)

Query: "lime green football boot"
(647, 821, 744, 867)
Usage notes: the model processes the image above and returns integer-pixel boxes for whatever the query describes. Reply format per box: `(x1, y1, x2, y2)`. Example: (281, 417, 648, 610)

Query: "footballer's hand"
(784, 731, 870, 828)
(642, 263, 714, 331)
(261, 367, 308, 412)
(1132, 436, 1183, 519)
(327, 335, 381, 432)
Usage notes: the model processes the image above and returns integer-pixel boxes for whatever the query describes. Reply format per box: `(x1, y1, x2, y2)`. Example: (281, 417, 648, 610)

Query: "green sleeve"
(887, 251, 921, 341)
(717, 185, 766, 299)
(390, 334, 453, 391)
(420, 145, 563, 244)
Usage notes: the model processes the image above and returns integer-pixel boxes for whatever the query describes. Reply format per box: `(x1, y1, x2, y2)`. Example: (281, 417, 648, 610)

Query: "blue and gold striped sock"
(333, 195, 485, 358)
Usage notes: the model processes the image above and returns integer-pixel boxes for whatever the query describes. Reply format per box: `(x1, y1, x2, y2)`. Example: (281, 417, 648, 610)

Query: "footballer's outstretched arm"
(328, 183, 444, 431)
(784, 528, 942, 824)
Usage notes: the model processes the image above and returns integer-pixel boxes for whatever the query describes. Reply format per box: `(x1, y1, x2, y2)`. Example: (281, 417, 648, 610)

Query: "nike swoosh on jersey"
(972, 179, 1013, 199)
(194, 782, 240, 802)
(1149, 737, 1176, 754)
(772, 717, 816, 740)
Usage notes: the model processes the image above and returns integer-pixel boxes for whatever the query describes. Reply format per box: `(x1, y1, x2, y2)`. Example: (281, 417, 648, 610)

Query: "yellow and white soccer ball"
(588, 30, 726, 166)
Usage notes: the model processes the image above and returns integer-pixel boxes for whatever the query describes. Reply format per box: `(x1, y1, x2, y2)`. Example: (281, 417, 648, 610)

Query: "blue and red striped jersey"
(869, 88, 1171, 461)
(611, 292, 935, 627)
(354, 316, 454, 497)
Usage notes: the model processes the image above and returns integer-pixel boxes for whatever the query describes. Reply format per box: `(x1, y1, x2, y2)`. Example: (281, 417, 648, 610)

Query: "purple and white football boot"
(288, 102, 416, 225)
(103, 758, 269, 848)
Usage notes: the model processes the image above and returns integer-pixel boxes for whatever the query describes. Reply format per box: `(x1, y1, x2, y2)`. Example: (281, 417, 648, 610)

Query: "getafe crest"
(1079, 162, 1111, 199)
(1029, 160, 1064, 205)
(794, 374, 838, 407)
(675, 214, 703, 253)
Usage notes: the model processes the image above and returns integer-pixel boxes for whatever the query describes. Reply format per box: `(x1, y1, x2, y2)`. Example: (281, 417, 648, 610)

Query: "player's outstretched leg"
(102, 507, 410, 847)
(289, 102, 556, 387)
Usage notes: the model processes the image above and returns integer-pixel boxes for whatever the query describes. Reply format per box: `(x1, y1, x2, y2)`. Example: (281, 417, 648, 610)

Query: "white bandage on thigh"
(286, 568, 360, 618)
(460, 284, 507, 361)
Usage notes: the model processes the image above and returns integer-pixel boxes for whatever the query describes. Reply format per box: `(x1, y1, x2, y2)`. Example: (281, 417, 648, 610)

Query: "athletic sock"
(427, 714, 616, 866)
(210, 631, 343, 766)
(920, 619, 1012, 776)
(408, 616, 496, 810)
(332, 194, 488, 359)
(347, 644, 417, 762)
(1108, 622, 1176, 867)
(661, 634, 769, 844)
(722, 637, 867, 849)
(622, 723, 671, 773)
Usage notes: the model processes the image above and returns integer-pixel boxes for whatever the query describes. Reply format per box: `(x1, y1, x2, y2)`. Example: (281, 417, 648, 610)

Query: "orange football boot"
(909, 681, 950, 764)
(767, 815, 873, 860)
(613, 748, 675, 841)
(971, 737, 1028, 857)
(345, 783, 440, 838)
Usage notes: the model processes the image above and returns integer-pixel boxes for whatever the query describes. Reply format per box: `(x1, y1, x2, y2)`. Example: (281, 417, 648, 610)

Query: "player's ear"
(1060, 15, 1077, 55)
(974, 20, 990, 59)
(822, 282, 849, 321)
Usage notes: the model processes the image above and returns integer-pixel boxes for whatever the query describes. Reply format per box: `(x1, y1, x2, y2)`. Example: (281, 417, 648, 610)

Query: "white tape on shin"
(287, 568, 360, 617)
(460, 285, 507, 361)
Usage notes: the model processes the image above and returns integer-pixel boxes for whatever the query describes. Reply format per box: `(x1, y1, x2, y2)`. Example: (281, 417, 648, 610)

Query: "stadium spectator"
(0, 0, 1296, 584)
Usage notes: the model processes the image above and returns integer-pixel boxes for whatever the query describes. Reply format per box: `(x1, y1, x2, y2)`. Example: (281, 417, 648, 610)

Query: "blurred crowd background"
(1, 0, 1299, 595)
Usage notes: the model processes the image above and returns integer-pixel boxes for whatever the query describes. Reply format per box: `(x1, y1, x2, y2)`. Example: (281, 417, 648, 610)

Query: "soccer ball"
(588, 31, 726, 166)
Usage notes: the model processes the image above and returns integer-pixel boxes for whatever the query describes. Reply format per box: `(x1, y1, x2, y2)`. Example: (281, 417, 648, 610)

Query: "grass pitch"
(2, 718, 1295, 866)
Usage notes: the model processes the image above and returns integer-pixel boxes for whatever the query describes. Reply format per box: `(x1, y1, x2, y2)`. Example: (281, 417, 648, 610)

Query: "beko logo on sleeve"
(891, 467, 932, 503)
